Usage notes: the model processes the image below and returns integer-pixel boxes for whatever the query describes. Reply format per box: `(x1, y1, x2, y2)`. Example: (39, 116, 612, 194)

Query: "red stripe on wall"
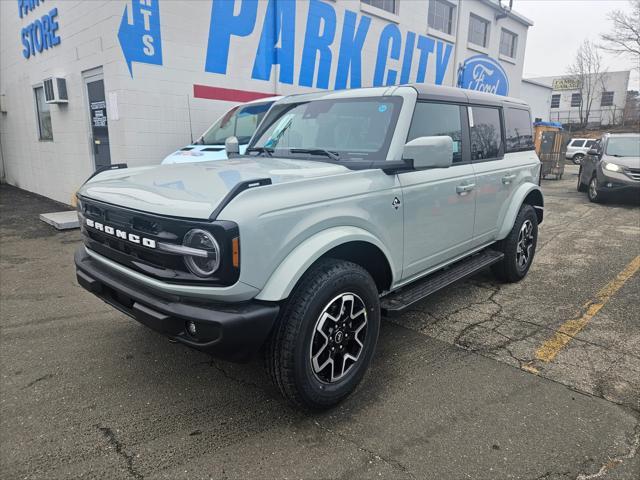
(193, 84, 275, 102)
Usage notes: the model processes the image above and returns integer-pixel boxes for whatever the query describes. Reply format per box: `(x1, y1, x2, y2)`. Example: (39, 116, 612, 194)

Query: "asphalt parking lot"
(1, 165, 639, 480)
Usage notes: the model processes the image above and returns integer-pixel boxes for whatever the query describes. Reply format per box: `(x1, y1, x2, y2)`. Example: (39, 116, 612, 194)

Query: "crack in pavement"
(576, 421, 640, 479)
(22, 373, 54, 389)
(312, 419, 416, 479)
(191, 359, 267, 392)
(96, 425, 143, 479)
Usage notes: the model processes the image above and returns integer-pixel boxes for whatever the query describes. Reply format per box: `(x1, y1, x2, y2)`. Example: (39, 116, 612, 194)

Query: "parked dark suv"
(577, 133, 640, 203)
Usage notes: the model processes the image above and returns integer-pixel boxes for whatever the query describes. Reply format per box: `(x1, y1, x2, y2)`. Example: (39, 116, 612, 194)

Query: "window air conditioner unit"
(43, 77, 68, 104)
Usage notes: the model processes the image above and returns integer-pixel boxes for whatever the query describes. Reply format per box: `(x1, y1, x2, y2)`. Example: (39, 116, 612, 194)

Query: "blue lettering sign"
(19, 3, 61, 59)
(202, 0, 455, 91)
(299, 0, 336, 89)
(205, 0, 257, 75)
(252, 0, 296, 84)
(373, 24, 401, 87)
(415, 35, 434, 83)
(334, 10, 371, 90)
(118, 0, 163, 76)
(458, 55, 509, 96)
(435, 41, 453, 85)
(18, 0, 45, 19)
(400, 31, 416, 84)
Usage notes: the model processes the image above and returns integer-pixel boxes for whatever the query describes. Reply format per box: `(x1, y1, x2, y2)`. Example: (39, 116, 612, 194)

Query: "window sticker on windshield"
(453, 141, 460, 154)
(378, 104, 388, 113)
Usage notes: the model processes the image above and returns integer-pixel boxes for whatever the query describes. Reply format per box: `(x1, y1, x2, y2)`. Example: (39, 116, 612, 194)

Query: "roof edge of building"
(478, 0, 534, 27)
(522, 79, 553, 89)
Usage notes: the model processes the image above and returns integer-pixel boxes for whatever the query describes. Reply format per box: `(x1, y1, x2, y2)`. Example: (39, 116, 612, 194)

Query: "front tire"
(491, 204, 538, 283)
(588, 175, 605, 203)
(265, 259, 380, 410)
(573, 153, 584, 165)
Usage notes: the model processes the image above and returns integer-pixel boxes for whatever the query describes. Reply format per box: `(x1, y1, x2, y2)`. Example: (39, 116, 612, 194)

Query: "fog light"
(607, 182, 613, 188)
(186, 321, 197, 336)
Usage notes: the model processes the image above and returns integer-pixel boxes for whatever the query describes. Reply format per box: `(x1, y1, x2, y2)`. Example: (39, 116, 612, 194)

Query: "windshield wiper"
(289, 148, 340, 161)
(245, 146, 274, 157)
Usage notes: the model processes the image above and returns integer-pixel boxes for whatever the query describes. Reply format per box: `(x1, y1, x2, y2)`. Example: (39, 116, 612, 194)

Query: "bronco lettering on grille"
(85, 218, 157, 248)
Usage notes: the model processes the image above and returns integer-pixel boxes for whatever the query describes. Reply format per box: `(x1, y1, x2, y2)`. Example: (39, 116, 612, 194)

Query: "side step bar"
(380, 249, 504, 316)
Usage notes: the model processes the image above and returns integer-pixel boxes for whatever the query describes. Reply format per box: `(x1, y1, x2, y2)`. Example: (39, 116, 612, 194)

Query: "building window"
(428, 0, 455, 35)
(34, 86, 53, 141)
(571, 93, 582, 107)
(362, 0, 397, 14)
(551, 94, 561, 108)
(468, 14, 490, 48)
(499, 29, 518, 58)
(601, 91, 614, 107)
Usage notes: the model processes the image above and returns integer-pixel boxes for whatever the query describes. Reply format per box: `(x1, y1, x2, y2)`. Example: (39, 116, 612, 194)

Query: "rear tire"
(491, 204, 538, 283)
(265, 259, 380, 410)
(573, 153, 584, 165)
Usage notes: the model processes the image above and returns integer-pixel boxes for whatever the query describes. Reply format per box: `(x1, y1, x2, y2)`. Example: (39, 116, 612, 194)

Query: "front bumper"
(598, 169, 640, 194)
(75, 247, 279, 361)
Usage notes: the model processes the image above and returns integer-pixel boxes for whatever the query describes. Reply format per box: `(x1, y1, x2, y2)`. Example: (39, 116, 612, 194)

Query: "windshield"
(249, 97, 403, 161)
(198, 101, 273, 145)
(606, 137, 640, 157)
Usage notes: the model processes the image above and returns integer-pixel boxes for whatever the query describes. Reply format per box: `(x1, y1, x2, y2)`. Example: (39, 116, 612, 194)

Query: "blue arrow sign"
(118, 0, 163, 77)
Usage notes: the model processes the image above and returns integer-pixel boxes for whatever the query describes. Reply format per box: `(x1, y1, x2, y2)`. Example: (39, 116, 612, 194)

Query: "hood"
(79, 157, 349, 219)
(602, 154, 640, 170)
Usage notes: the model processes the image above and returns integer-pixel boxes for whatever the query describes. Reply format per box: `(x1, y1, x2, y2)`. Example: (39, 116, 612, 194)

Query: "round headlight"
(183, 229, 220, 277)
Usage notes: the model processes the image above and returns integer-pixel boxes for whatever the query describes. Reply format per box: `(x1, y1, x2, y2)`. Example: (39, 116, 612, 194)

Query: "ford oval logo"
(458, 55, 509, 96)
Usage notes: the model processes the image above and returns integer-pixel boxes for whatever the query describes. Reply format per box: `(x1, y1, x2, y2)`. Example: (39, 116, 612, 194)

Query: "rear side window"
(469, 106, 502, 160)
(408, 102, 463, 163)
(504, 108, 534, 153)
(571, 140, 585, 147)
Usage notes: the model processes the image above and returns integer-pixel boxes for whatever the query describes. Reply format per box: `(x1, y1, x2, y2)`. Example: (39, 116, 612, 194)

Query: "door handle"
(456, 183, 476, 195)
(502, 174, 517, 184)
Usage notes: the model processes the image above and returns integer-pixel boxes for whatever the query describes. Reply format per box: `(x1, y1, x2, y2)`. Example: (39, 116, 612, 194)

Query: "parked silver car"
(566, 138, 597, 165)
(577, 133, 640, 202)
(74, 85, 543, 409)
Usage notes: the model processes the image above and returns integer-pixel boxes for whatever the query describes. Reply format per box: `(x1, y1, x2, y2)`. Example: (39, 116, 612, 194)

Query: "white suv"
(75, 85, 543, 409)
(566, 138, 597, 165)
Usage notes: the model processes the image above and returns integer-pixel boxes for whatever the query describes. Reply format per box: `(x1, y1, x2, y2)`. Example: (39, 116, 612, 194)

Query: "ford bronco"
(75, 85, 543, 410)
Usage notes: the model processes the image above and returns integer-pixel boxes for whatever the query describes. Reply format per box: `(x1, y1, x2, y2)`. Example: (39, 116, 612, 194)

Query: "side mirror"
(402, 136, 453, 169)
(225, 136, 240, 157)
(587, 148, 599, 156)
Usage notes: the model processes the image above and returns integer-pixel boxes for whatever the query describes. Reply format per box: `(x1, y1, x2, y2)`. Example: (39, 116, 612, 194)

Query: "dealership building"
(0, 0, 533, 205)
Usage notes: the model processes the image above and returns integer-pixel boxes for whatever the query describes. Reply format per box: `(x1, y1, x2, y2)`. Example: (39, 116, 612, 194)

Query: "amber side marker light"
(232, 237, 240, 268)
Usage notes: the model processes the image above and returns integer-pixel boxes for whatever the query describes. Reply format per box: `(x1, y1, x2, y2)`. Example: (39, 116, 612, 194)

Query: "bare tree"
(600, 0, 640, 72)
(567, 40, 607, 127)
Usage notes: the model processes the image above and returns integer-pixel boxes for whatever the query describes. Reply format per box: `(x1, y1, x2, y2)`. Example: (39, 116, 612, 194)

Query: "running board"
(381, 249, 504, 316)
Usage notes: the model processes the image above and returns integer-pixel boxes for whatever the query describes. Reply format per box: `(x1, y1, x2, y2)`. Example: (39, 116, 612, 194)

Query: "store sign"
(204, 0, 453, 89)
(118, 0, 163, 76)
(552, 77, 580, 90)
(116, 0, 456, 89)
(458, 55, 509, 96)
(18, 0, 61, 59)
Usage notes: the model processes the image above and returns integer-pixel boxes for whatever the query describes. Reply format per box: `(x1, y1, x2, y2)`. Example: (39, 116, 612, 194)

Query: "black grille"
(78, 196, 239, 286)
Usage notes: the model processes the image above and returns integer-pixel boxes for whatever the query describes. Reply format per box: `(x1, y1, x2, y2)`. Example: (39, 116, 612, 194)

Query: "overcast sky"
(514, 0, 639, 89)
